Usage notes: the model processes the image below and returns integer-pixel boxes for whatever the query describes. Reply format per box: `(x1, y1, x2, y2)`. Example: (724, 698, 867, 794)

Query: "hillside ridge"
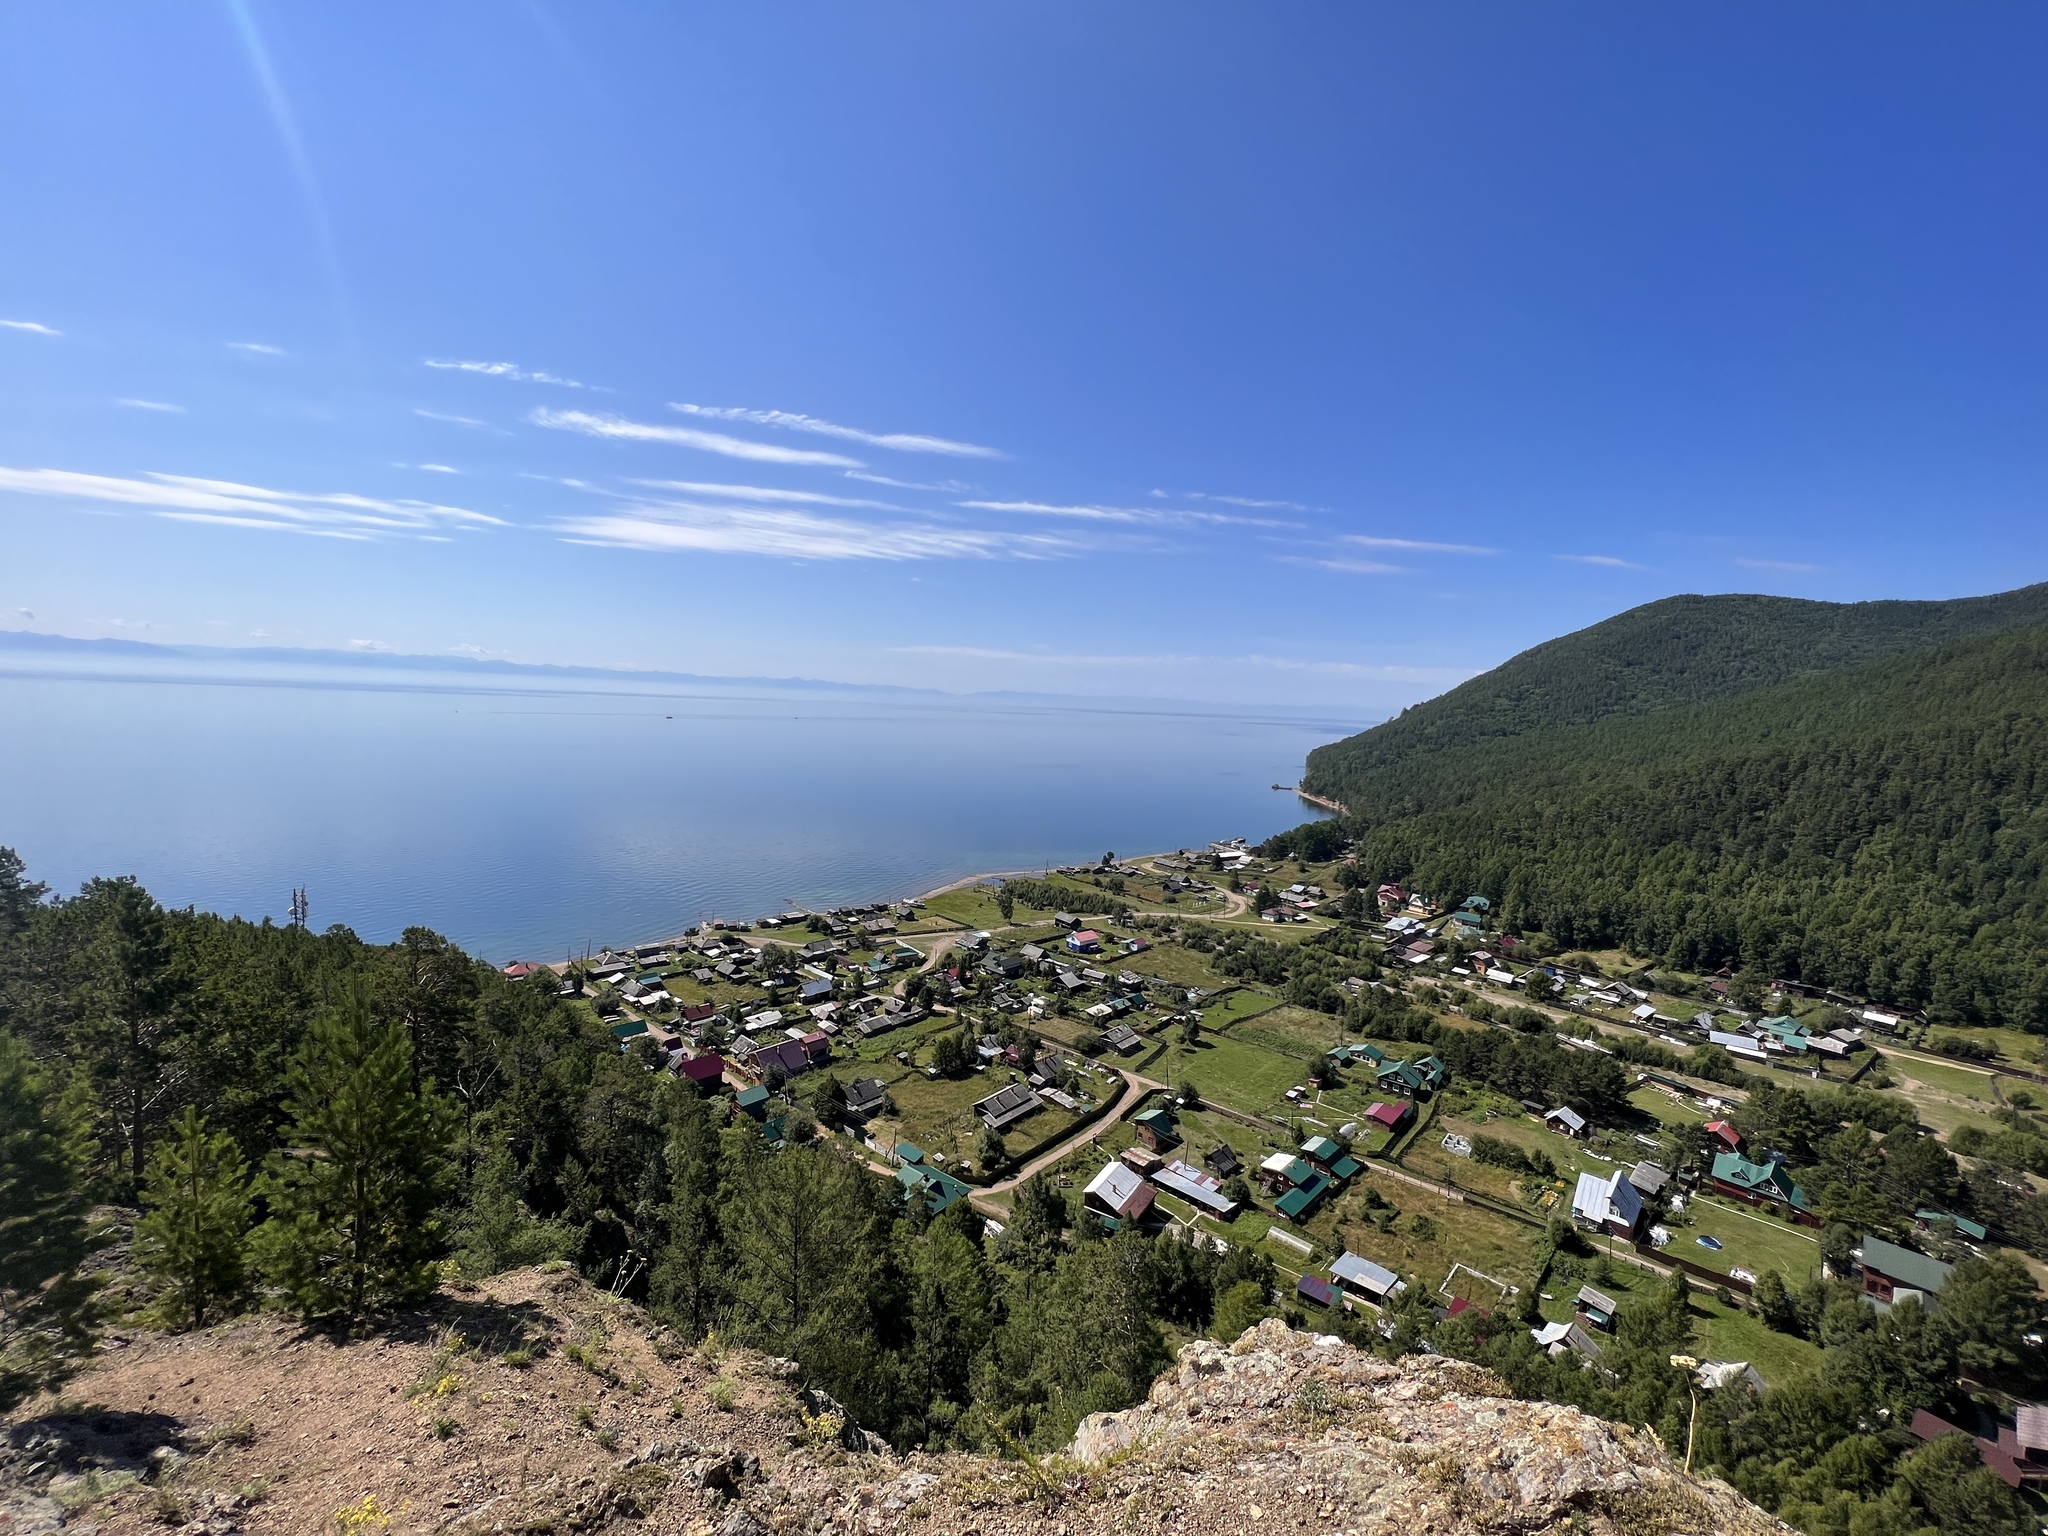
(1303, 581, 2048, 809)
(0, 1267, 1783, 1536)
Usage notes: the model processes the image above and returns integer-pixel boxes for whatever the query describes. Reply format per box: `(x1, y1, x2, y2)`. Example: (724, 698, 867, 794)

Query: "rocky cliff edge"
(0, 1269, 1784, 1536)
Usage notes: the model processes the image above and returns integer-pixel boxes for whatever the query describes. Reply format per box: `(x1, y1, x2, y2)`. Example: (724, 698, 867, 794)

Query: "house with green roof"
(1259, 1151, 1316, 1195)
(734, 1084, 771, 1119)
(1376, 1054, 1446, 1097)
(1859, 1235, 1953, 1310)
(896, 1161, 971, 1215)
(1132, 1106, 1179, 1151)
(1709, 1151, 1817, 1224)
(1276, 1171, 1333, 1222)
(1300, 1134, 1343, 1168)
(1915, 1209, 1989, 1243)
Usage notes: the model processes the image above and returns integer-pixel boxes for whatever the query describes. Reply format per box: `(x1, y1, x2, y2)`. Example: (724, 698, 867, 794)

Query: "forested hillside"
(1281, 617, 2048, 1029)
(1303, 582, 2048, 811)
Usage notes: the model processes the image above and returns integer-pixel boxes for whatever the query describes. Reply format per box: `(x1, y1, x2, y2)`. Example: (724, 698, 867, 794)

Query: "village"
(504, 832, 2048, 1491)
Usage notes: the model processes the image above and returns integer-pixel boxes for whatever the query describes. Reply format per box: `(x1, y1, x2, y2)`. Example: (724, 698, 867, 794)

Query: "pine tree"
(251, 996, 455, 1318)
(450, 1139, 574, 1280)
(0, 1033, 102, 1411)
(134, 1106, 252, 1330)
(650, 1093, 728, 1339)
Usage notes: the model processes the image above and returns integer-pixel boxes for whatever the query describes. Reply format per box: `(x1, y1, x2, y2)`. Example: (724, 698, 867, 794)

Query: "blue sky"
(2, 3, 2045, 709)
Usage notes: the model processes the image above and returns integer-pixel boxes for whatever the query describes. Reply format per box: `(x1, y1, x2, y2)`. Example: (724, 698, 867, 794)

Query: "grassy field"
(1691, 1293, 1824, 1384)
(921, 886, 1014, 929)
(1234, 1004, 1345, 1055)
(1150, 1033, 1306, 1114)
(1313, 1174, 1543, 1296)
(1198, 988, 1284, 1028)
(1629, 1084, 1705, 1129)
(1882, 1050, 1997, 1100)
(1674, 1193, 1823, 1284)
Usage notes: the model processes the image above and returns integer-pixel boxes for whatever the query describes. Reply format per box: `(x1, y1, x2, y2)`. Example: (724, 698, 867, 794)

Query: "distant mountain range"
(1293, 583, 2048, 1029)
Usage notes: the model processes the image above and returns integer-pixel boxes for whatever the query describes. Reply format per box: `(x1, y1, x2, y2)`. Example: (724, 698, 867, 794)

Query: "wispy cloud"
(416, 463, 457, 474)
(671, 403, 1000, 459)
(558, 495, 1070, 561)
(1153, 488, 1315, 511)
(1555, 553, 1643, 569)
(0, 465, 504, 540)
(532, 408, 862, 467)
(1277, 555, 1406, 575)
(427, 359, 588, 388)
(227, 341, 283, 355)
(414, 407, 501, 431)
(117, 399, 185, 414)
(1, 320, 61, 336)
(627, 479, 902, 510)
(962, 498, 1295, 529)
(1341, 534, 1496, 555)
(845, 471, 973, 492)
(1736, 557, 1819, 573)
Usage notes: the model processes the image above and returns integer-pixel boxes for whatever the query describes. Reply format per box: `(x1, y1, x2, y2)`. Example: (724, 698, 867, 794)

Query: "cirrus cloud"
(670, 403, 1000, 459)
(427, 358, 588, 387)
(0, 465, 503, 540)
(531, 407, 863, 467)
(557, 494, 1071, 562)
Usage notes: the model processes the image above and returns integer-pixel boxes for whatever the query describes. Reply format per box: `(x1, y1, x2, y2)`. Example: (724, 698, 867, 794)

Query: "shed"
(1296, 1275, 1340, 1308)
(1575, 1285, 1618, 1330)
(1545, 1106, 1587, 1138)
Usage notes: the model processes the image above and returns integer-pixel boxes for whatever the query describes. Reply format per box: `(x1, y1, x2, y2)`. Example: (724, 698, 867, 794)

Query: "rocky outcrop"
(0, 1272, 1784, 1536)
(1065, 1318, 1785, 1535)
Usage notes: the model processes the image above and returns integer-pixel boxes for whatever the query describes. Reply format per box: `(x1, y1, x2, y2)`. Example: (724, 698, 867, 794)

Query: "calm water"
(0, 661, 1353, 961)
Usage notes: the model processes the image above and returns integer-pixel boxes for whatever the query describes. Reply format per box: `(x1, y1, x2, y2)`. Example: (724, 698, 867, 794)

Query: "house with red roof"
(1704, 1120, 1743, 1153)
(1365, 1100, 1414, 1135)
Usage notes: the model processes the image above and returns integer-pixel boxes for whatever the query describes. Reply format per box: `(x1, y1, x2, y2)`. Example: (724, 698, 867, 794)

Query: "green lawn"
(1150, 1033, 1307, 1114)
(1234, 1004, 1345, 1056)
(1311, 1174, 1543, 1297)
(1198, 988, 1283, 1029)
(863, 1062, 1085, 1170)
(921, 886, 1014, 929)
(1674, 1194, 1822, 1285)
(1629, 1084, 1705, 1129)
(1882, 1050, 1997, 1101)
(1691, 1293, 1824, 1384)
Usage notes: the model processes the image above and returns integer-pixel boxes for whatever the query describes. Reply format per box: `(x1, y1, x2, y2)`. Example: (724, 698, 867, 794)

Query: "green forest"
(1288, 598, 2048, 1029)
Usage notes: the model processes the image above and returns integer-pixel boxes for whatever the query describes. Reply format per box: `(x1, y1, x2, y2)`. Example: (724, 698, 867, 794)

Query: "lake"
(0, 651, 1357, 961)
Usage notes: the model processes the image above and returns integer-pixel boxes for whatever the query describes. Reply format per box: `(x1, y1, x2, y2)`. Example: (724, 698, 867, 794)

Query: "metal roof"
(1331, 1252, 1400, 1294)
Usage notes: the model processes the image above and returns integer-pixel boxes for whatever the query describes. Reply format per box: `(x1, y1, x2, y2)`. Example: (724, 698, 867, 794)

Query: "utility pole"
(289, 886, 309, 929)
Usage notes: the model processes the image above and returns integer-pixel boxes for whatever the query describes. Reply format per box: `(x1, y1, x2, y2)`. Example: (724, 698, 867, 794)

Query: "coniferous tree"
(134, 1106, 253, 1330)
(450, 1139, 575, 1279)
(251, 996, 455, 1318)
(0, 1032, 101, 1411)
(727, 1138, 885, 1389)
(650, 1093, 728, 1338)
(77, 878, 190, 1192)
